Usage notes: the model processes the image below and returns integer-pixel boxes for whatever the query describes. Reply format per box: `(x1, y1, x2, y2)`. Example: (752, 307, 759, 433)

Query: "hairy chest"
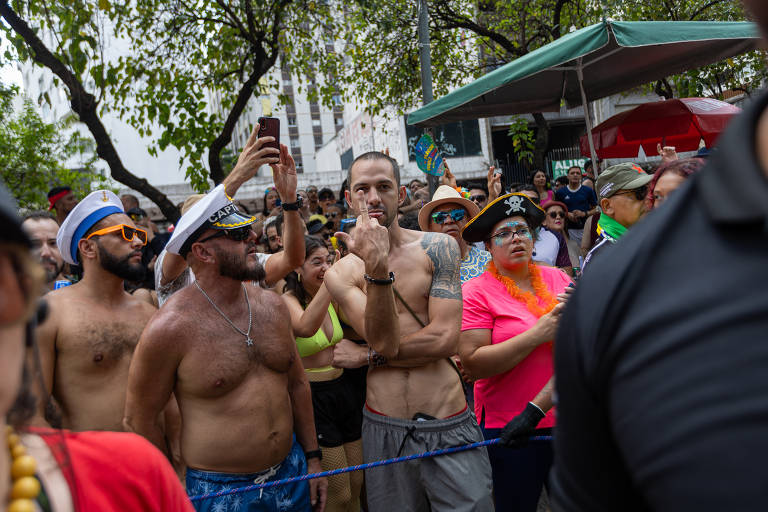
(56, 314, 142, 372)
(176, 305, 295, 398)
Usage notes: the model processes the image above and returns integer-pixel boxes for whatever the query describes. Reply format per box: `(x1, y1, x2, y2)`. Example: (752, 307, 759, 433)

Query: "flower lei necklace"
(488, 261, 557, 317)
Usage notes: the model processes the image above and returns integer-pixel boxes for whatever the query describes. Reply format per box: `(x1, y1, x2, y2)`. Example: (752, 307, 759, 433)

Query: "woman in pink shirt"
(459, 193, 572, 512)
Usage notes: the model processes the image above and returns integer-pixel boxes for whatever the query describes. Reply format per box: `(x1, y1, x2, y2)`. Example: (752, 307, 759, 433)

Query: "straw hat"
(417, 185, 480, 231)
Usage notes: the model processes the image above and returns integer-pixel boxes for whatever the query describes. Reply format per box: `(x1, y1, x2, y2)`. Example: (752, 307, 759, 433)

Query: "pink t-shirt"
(462, 266, 571, 429)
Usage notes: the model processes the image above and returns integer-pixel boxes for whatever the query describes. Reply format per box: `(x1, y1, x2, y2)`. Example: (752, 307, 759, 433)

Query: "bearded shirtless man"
(34, 191, 156, 431)
(326, 152, 493, 512)
(124, 146, 327, 512)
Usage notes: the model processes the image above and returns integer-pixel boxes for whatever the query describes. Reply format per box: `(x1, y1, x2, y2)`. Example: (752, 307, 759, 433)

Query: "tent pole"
(577, 63, 599, 174)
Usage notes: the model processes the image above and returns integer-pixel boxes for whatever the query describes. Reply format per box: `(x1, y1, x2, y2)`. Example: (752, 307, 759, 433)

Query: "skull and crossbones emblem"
(504, 195, 525, 215)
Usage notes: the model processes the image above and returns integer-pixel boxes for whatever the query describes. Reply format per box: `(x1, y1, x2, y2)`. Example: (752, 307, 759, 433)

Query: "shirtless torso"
(125, 281, 313, 473)
(36, 267, 156, 431)
(327, 230, 465, 419)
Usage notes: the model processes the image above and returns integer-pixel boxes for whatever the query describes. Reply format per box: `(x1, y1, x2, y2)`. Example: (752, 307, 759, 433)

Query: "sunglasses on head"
(548, 211, 566, 219)
(469, 194, 486, 202)
(615, 185, 648, 201)
(86, 224, 148, 246)
(197, 225, 253, 244)
(431, 209, 466, 224)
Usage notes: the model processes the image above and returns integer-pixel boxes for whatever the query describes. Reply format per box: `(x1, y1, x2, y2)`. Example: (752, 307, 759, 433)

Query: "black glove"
(499, 402, 545, 448)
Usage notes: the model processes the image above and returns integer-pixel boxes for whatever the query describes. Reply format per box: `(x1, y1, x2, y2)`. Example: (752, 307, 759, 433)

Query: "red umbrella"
(580, 98, 740, 159)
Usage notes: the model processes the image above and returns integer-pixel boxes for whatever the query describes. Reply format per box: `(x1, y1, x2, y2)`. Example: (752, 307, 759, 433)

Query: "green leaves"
(0, 84, 108, 211)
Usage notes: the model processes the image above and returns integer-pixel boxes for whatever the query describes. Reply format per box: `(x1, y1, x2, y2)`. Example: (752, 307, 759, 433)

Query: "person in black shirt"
(550, 6, 768, 506)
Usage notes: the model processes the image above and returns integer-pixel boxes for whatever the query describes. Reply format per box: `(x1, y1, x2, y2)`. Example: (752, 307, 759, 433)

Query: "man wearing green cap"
(581, 163, 651, 273)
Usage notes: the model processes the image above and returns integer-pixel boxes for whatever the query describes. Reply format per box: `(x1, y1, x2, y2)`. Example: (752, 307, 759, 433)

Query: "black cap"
(1, 182, 31, 246)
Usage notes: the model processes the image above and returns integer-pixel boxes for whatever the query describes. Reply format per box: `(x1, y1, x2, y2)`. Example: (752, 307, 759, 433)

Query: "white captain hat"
(56, 189, 124, 265)
(165, 184, 256, 256)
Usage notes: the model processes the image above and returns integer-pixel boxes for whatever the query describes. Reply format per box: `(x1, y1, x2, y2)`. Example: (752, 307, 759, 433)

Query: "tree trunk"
(0, 1, 181, 223)
(532, 112, 549, 171)
(207, 56, 276, 185)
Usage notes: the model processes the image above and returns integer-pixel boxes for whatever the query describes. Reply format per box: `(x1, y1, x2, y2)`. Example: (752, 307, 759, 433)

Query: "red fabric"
(580, 97, 740, 158)
(461, 267, 571, 429)
(30, 428, 193, 511)
(47, 190, 69, 210)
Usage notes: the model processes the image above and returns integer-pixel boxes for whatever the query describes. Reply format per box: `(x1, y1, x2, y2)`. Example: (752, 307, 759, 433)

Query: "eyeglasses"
(326, 211, 340, 218)
(86, 224, 148, 245)
(431, 209, 466, 224)
(488, 227, 532, 243)
(614, 185, 648, 201)
(128, 213, 146, 222)
(469, 194, 486, 203)
(197, 226, 253, 244)
(548, 211, 566, 219)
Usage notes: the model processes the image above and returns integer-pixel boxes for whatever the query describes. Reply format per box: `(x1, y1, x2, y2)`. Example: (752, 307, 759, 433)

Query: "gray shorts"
(362, 406, 494, 512)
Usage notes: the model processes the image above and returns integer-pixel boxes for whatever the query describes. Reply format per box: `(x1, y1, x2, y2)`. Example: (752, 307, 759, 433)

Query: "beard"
(215, 244, 266, 282)
(41, 257, 64, 283)
(97, 244, 146, 282)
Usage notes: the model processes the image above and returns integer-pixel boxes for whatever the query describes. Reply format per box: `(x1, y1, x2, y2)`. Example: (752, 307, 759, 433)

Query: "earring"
(298, 273, 302, 282)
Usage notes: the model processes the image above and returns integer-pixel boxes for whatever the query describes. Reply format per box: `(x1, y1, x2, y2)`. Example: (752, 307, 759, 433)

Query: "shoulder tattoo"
(421, 232, 462, 300)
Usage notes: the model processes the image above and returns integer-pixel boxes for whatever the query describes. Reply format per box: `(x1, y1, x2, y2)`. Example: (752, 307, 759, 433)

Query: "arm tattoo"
(421, 232, 462, 300)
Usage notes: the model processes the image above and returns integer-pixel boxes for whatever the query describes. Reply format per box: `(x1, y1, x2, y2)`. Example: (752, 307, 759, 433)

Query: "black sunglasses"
(548, 211, 566, 219)
(198, 226, 253, 244)
(469, 194, 486, 202)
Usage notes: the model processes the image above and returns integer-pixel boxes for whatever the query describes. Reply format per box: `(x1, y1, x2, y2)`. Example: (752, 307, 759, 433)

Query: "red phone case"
(257, 117, 280, 151)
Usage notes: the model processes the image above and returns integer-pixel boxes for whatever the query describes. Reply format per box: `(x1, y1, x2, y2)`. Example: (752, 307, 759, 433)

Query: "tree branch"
(0, 0, 180, 222)
(689, 0, 729, 21)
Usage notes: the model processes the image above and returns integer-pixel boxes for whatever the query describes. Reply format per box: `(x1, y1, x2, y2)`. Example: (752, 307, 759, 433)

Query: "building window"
(288, 116, 297, 127)
(312, 118, 321, 127)
(314, 135, 323, 148)
(334, 116, 344, 126)
(290, 137, 300, 149)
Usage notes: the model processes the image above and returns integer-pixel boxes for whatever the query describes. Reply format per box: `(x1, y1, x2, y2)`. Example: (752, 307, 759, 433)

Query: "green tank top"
(295, 304, 343, 358)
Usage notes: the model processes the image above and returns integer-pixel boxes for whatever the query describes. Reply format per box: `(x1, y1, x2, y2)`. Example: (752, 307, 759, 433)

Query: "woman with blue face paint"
(458, 193, 574, 512)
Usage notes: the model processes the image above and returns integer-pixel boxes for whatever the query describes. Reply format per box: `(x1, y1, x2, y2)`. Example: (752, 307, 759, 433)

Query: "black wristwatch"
(364, 272, 395, 285)
(281, 194, 303, 211)
(304, 449, 322, 461)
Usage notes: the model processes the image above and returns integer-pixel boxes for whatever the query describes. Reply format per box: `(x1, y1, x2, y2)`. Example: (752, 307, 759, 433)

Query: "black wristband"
(364, 272, 395, 285)
(304, 449, 322, 461)
(281, 194, 303, 211)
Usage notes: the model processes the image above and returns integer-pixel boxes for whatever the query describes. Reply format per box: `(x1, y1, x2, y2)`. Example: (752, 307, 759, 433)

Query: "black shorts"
(310, 372, 364, 448)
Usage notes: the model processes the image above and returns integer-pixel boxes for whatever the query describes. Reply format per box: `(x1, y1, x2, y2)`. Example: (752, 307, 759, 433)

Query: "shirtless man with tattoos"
(124, 145, 326, 512)
(326, 152, 493, 512)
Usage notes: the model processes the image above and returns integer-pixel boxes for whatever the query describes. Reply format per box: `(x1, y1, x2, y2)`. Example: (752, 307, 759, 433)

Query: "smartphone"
(257, 117, 280, 151)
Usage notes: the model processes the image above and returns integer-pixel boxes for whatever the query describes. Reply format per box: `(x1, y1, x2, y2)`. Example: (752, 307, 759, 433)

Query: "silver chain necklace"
(194, 281, 253, 347)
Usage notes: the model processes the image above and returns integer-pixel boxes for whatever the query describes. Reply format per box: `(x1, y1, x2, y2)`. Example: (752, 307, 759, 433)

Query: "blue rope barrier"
(189, 435, 553, 502)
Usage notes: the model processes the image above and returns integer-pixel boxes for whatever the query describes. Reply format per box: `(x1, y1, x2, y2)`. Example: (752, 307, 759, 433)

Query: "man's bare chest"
(56, 307, 145, 371)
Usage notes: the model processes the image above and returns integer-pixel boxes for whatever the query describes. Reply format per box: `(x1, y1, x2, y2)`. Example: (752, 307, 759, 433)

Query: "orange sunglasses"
(85, 224, 148, 246)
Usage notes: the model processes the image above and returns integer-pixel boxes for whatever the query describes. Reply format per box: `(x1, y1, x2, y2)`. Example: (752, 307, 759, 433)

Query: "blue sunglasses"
(431, 209, 466, 224)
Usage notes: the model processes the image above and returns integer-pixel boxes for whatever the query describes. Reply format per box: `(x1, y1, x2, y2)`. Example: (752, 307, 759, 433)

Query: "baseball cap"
(596, 163, 653, 200)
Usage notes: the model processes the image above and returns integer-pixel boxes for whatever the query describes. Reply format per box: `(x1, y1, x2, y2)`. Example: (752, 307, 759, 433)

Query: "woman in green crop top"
(282, 235, 363, 512)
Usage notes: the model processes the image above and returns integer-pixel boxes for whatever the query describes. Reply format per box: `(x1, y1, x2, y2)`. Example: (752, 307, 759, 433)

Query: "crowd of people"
(3, 3, 768, 510)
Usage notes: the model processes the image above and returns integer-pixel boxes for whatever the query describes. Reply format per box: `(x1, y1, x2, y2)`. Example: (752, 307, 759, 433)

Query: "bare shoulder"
(418, 231, 462, 300)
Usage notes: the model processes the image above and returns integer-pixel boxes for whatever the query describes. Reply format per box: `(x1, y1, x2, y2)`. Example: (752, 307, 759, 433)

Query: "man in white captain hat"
(124, 163, 328, 511)
(33, 189, 158, 433)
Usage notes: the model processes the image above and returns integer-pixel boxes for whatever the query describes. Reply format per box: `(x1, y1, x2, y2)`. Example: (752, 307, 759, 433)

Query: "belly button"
(93, 353, 103, 363)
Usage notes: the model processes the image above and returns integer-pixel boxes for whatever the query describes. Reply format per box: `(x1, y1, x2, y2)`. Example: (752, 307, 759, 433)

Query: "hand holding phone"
(258, 117, 280, 151)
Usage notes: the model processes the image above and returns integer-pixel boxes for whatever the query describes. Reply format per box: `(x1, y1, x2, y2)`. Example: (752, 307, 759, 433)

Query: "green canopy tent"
(407, 20, 760, 166)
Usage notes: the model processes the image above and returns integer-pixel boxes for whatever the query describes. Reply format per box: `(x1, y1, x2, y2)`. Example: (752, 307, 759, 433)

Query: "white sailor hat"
(165, 184, 256, 256)
(56, 189, 124, 265)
